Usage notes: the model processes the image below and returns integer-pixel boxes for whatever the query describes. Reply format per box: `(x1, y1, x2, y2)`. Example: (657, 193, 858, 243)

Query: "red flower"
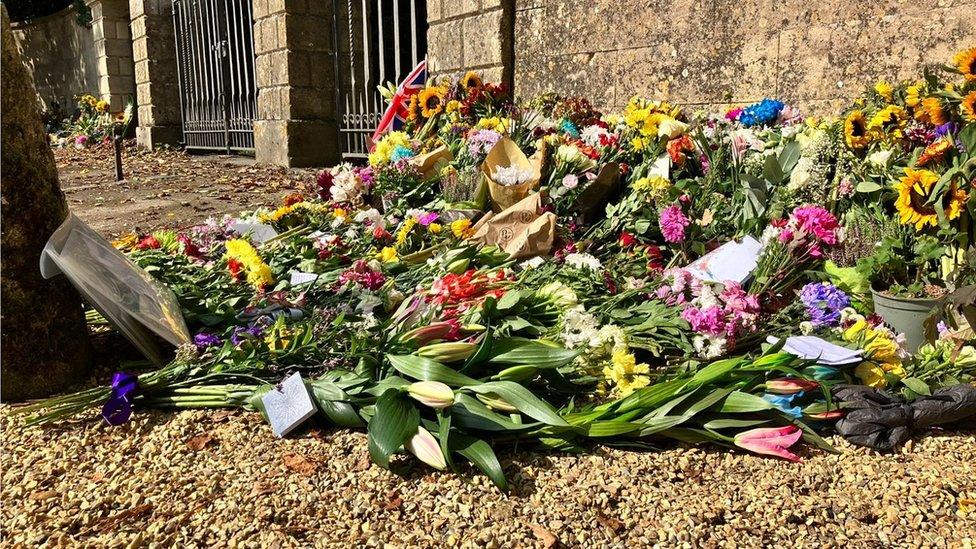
(373, 226, 391, 240)
(227, 257, 244, 281)
(644, 244, 664, 273)
(618, 231, 637, 248)
(316, 170, 334, 201)
(135, 235, 160, 250)
(283, 192, 305, 207)
(178, 234, 202, 258)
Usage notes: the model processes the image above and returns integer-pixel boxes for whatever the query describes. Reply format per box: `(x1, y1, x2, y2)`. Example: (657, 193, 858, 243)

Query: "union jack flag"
(369, 59, 428, 150)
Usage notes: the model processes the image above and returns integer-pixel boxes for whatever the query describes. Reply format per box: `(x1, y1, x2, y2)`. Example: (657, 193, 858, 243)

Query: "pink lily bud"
(405, 427, 447, 470)
(406, 381, 454, 409)
(399, 321, 455, 346)
(733, 425, 803, 462)
(766, 378, 819, 394)
(805, 409, 844, 420)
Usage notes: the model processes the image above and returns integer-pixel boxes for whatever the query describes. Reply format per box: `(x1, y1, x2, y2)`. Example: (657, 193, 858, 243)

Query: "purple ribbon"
(101, 372, 139, 426)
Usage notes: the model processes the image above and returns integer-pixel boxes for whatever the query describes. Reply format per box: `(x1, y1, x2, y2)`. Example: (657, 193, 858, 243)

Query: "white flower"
(868, 149, 893, 168)
(657, 117, 688, 139)
(580, 124, 609, 147)
(492, 165, 535, 186)
(330, 165, 364, 203)
(693, 335, 727, 359)
(560, 306, 600, 349)
(519, 256, 546, 269)
(760, 225, 782, 246)
(799, 321, 814, 335)
(556, 144, 597, 171)
(788, 157, 813, 191)
(564, 252, 602, 271)
(354, 208, 386, 230)
(562, 174, 579, 189)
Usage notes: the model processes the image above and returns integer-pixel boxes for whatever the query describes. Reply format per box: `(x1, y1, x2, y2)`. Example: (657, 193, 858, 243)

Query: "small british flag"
(369, 59, 428, 150)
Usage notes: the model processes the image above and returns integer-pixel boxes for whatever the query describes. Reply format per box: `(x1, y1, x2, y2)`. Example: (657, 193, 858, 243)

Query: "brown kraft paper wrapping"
(469, 193, 556, 259)
(481, 137, 542, 212)
(408, 145, 453, 179)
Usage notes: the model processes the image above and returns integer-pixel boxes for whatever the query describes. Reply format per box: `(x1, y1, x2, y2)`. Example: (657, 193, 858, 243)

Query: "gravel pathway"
(2, 406, 974, 547)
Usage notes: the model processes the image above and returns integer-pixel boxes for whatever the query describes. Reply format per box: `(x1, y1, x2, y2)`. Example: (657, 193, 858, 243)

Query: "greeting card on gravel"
(262, 373, 317, 438)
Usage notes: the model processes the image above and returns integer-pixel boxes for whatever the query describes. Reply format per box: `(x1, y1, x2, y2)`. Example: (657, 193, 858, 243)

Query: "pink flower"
(766, 378, 820, 394)
(562, 174, 579, 189)
(659, 204, 690, 243)
(725, 107, 743, 122)
(779, 205, 840, 258)
(417, 211, 440, 226)
(733, 425, 803, 461)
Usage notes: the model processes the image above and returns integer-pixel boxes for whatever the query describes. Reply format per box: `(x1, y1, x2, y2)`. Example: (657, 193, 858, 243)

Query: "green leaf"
(582, 420, 642, 437)
(702, 418, 770, 429)
(900, 377, 931, 396)
(856, 180, 882, 193)
(779, 141, 801, 174)
(437, 409, 454, 470)
(451, 393, 537, 431)
(319, 400, 364, 427)
(388, 354, 480, 386)
(450, 434, 508, 491)
(487, 338, 578, 368)
(717, 391, 776, 413)
(367, 389, 419, 469)
(467, 381, 569, 426)
(763, 154, 785, 183)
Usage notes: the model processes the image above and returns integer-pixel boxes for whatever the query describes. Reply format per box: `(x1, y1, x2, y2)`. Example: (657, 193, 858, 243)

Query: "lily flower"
(733, 425, 803, 462)
(406, 381, 454, 409)
(405, 427, 447, 470)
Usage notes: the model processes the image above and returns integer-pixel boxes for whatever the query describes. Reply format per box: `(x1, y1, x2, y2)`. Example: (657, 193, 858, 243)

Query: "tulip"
(476, 392, 518, 413)
(765, 378, 820, 394)
(406, 381, 454, 409)
(405, 427, 447, 470)
(418, 342, 477, 363)
(733, 425, 803, 462)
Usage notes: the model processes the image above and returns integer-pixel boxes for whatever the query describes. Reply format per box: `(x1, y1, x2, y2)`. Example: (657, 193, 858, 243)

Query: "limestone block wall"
(130, 0, 180, 147)
(426, 0, 515, 88)
(513, 0, 976, 114)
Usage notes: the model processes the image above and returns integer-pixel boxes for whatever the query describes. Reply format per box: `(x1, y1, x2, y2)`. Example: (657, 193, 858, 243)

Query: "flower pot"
(871, 288, 942, 352)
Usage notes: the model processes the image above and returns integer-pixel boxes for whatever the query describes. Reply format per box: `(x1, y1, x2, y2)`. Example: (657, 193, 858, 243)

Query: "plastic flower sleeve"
(39, 213, 192, 365)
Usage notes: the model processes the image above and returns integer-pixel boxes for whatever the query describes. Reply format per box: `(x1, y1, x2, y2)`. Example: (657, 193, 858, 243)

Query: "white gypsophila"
(580, 124, 609, 148)
(564, 252, 602, 271)
(560, 306, 601, 349)
(519, 256, 546, 269)
(492, 165, 535, 186)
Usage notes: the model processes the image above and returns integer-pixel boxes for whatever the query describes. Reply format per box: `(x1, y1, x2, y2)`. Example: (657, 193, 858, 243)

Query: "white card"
(262, 372, 317, 438)
(768, 336, 862, 365)
(231, 220, 278, 244)
(685, 235, 763, 284)
(289, 271, 319, 286)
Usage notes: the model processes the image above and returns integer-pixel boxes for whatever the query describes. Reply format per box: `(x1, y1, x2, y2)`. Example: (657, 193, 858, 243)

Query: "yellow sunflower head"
(844, 110, 870, 150)
(896, 167, 968, 230)
(905, 81, 924, 109)
(914, 97, 948, 126)
(953, 47, 976, 82)
(962, 91, 976, 122)
(406, 93, 421, 122)
(874, 81, 894, 102)
(460, 71, 483, 90)
(868, 105, 908, 140)
(418, 86, 446, 119)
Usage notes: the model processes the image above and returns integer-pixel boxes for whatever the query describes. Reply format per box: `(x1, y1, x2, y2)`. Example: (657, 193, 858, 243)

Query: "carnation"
(564, 252, 603, 271)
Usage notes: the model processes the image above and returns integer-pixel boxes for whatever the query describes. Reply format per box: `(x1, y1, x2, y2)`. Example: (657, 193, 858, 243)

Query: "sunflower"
(406, 93, 421, 122)
(962, 91, 976, 122)
(95, 100, 110, 113)
(874, 81, 894, 102)
(868, 105, 908, 140)
(460, 71, 483, 90)
(914, 97, 948, 126)
(905, 81, 923, 109)
(844, 110, 870, 150)
(418, 86, 446, 118)
(953, 47, 976, 82)
(895, 168, 968, 230)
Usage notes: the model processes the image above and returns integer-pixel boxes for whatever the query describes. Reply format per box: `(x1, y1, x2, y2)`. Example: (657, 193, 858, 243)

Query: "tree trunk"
(1, 6, 92, 401)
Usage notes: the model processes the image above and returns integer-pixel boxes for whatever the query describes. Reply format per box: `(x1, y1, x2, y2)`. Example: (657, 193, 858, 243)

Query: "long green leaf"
(367, 388, 419, 468)
(451, 434, 508, 491)
(702, 418, 770, 429)
(717, 391, 776, 413)
(388, 354, 480, 386)
(451, 393, 538, 432)
(467, 382, 569, 426)
(487, 338, 578, 368)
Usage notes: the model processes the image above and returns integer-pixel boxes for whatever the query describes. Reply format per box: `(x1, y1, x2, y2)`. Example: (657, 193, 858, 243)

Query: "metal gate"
(332, 0, 428, 159)
(172, 0, 257, 153)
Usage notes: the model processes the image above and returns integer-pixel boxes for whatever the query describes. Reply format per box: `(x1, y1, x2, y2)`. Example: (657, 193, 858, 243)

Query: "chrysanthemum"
(962, 91, 976, 122)
(953, 47, 976, 82)
(460, 71, 483, 90)
(843, 110, 870, 150)
(418, 86, 446, 118)
(914, 97, 948, 126)
(917, 138, 953, 166)
(895, 168, 968, 230)
(874, 81, 894, 102)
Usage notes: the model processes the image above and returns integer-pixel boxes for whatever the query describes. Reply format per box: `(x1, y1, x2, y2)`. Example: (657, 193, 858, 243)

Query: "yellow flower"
(333, 208, 348, 222)
(460, 71, 483, 90)
(368, 131, 412, 166)
(895, 168, 968, 230)
(377, 246, 398, 262)
(224, 239, 274, 289)
(867, 105, 907, 140)
(428, 222, 443, 234)
(475, 116, 510, 133)
(961, 91, 976, 122)
(874, 81, 894, 102)
(630, 136, 649, 152)
(631, 175, 671, 199)
(914, 97, 948, 126)
(450, 219, 474, 239)
(905, 81, 924, 109)
(446, 100, 461, 114)
(953, 47, 976, 82)
(418, 86, 447, 118)
(854, 362, 888, 388)
(602, 348, 650, 397)
(260, 202, 306, 223)
(95, 100, 110, 113)
(843, 110, 870, 150)
(396, 217, 417, 247)
(111, 233, 138, 250)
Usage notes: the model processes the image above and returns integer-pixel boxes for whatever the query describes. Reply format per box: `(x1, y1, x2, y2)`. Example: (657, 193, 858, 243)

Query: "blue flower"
(561, 119, 580, 139)
(193, 331, 222, 350)
(231, 325, 263, 346)
(739, 99, 785, 128)
(800, 282, 851, 328)
(763, 392, 804, 418)
(389, 145, 415, 163)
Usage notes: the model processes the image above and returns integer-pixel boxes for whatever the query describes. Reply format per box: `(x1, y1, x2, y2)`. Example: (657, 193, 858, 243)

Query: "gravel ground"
(2, 406, 974, 548)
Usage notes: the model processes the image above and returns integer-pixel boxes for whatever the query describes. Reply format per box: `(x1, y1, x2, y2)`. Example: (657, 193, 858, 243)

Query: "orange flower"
(962, 91, 976, 122)
(917, 139, 952, 167)
(954, 48, 976, 82)
(914, 97, 948, 126)
(666, 135, 695, 165)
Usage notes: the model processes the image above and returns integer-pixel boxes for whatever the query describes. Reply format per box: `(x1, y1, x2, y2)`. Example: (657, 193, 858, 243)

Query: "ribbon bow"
(101, 372, 139, 426)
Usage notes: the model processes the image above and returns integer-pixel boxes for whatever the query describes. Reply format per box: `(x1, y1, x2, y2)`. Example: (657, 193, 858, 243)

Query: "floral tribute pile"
(21, 50, 976, 488)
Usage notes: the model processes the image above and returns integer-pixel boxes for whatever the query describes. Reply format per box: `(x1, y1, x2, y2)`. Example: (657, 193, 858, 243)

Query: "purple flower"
(418, 211, 440, 226)
(799, 282, 850, 328)
(193, 332, 222, 350)
(659, 204, 690, 243)
(467, 129, 501, 158)
(231, 325, 264, 346)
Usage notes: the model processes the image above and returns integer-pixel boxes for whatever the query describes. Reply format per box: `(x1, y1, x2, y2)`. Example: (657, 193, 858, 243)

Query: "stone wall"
(511, 0, 976, 114)
(426, 0, 514, 88)
(130, 0, 180, 148)
(11, 6, 100, 112)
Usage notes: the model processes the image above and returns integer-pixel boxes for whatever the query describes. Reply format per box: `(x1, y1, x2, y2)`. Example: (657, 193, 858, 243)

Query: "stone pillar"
(426, 0, 514, 89)
(90, 0, 135, 110)
(129, 0, 181, 148)
(252, 0, 338, 167)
